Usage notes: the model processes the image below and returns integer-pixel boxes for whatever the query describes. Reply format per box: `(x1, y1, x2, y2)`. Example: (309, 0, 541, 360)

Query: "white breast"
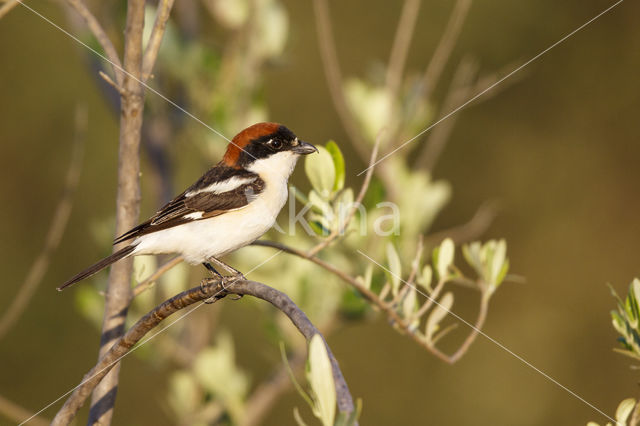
(132, 151, 299, 264)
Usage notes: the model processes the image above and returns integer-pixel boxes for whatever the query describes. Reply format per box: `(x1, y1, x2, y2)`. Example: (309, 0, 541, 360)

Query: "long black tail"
(58, 245, 136, 291)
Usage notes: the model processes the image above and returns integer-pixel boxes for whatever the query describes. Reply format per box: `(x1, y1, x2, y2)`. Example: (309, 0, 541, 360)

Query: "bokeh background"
(1, 0, 640, 424)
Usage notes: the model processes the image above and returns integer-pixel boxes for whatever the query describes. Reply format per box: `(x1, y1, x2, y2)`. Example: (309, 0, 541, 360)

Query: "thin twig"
(385, 0, 421, 101)
(0, 0, 21, 20)
(424, 201, 499, 246)
(0, 106, 86, 341)
(98, 70, 125, 95)
(312, 0, 369, 162)
(0, 394, 49, 426)
(52, 279, 355, 424)
(307, 138, 380, 257)
(141, 0, 176, 82)
(64, 0, 124, 86)
(132, 256, 183, 297)
(416, 56, 478, 170)
(421, 0, 473, 99)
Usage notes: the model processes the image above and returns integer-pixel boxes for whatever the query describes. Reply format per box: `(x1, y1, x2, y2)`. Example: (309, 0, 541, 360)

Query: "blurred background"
(1, 0, 639, 425)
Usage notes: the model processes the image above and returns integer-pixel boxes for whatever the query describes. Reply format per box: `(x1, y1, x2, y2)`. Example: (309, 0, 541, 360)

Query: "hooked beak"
(291, 140, 318, 155)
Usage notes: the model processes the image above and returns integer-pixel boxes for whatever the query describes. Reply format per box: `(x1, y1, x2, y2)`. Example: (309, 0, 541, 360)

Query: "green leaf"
(305, 146, 335, 197)
(307, 334, 336, 426)
(386, 242, 402, 296)
(436, 238, 455, 280)
(417, 265, 433, 292)
(615, 397, 636, 423)
(425, 292, 454, 343)
(325, 140, 345, 192)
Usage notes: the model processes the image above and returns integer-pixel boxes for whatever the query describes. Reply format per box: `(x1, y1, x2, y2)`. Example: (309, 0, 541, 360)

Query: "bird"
(58, 122, 317, 291)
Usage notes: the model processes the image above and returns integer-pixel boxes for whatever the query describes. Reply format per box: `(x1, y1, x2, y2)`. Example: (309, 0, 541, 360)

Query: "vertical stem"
(87, 1, 145, 424)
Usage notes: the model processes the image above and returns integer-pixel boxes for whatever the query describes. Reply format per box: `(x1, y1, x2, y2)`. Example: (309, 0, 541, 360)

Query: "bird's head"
(223, 123, 317, 176)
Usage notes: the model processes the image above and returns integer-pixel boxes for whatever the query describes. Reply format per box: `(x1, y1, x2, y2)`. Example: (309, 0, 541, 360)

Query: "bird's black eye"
(269, 139, 282, 149)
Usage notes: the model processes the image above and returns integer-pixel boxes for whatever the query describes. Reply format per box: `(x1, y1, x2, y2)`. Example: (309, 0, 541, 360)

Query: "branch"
(132, 256, 183, 297)
(416, 56, 477, 171)
(0, 105, 86, 341)
(88, 1, 146, 423)
(64, 0, 124, 86)
(385, 0, 421, 102)
(52, 279, 355, 424)
(141, 0, 176, 82)
(421, 0, 473, 99)
(0, 0, 21, 20)
(253, 240, 490, 364)
(0, 394, 49, 426)
(424, 201, 499, 246)
(312, 0, 370, 162)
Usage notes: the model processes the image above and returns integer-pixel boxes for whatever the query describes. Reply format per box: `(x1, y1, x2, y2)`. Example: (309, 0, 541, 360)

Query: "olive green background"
(1, 1, 639, 425)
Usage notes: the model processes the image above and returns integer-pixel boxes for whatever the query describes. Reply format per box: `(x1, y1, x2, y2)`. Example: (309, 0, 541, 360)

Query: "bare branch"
(142, 0, 176, 82)
(0, 105, 86, 341)
(98, 70, 125, 95)
(52, 279, 355, 424)
(421, 0, 473, 99)
(385, 0, 421, 101)
(416, 56, 477, 170)
(424, 201, 499, 246)
(0, 394, 49, 426)
(313, 0, 370, 162)
(132, 256, 183, 297)
(0, 0, 21, 20)
(88, 1, 146, 423)
(64, 0, 124, 86)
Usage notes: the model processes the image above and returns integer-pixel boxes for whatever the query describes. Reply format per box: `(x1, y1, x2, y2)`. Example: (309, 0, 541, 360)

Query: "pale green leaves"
(344, 80, 394, 142)
(307, 335, 336, 426)
(609, 278, 640, 361)
(587, 397, 637, 426)
(425, 292, 454, 344)
(306, 146, 336, 198)
(305, 141, 345, 198)
(434, 238, 454, 280)
(462, 239, 510, 294)
(193, 332, 249, 422)
(289, 335, 359, 426)
(386, 242, 402, 296)
(301, 141, 352, 237)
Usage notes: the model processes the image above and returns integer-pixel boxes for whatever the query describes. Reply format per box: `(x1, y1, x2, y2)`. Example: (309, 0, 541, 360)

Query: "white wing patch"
(186, 175, 256, 197)
(184, 212, 204, 220)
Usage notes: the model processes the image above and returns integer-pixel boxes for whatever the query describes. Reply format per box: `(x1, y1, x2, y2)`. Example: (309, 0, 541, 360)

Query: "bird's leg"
(201, 263, 226, 304)
(206, 257, 246, 300)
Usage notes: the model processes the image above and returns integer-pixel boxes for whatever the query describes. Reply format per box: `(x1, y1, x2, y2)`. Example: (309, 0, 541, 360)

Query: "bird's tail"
(58, 245, 136, 291)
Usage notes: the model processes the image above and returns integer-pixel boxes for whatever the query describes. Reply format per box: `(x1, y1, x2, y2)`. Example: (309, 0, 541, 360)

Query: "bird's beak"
(291, 140, 318, 155)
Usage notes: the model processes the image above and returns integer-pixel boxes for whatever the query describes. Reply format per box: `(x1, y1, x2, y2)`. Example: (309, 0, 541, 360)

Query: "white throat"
(246, 151, 300, 183)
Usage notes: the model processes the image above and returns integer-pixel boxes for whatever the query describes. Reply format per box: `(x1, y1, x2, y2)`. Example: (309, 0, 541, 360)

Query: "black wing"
(114, 165, 265, 244)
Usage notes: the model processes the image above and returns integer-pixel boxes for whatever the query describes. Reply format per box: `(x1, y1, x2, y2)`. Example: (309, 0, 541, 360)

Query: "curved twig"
(0, 106, 86, 341)
(64, 0, 124, 86)
(52, 279, 355, 424)
(385, 0, 422, 101)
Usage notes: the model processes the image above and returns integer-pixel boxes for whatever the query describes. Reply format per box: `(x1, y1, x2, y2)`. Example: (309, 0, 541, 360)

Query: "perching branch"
(64, 0, 125, 86)
(0, 106, 85, 341)
(52, 279, 355, 425)
(88, 1, 147, 424)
